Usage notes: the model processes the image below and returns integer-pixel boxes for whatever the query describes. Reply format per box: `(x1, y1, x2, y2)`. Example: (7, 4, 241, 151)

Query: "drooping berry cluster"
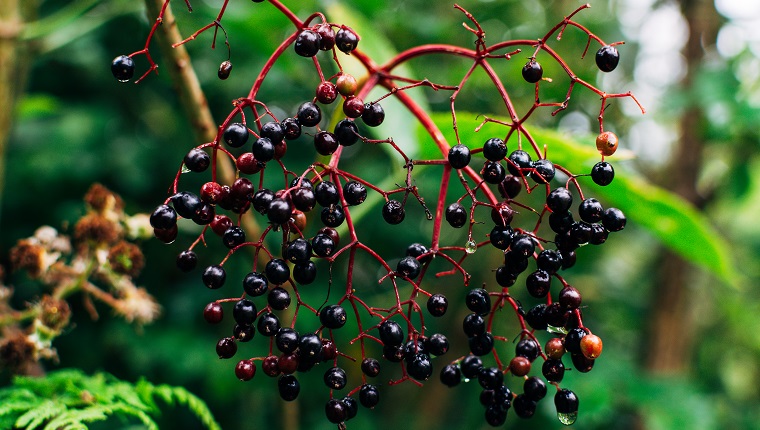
(122, 1, 643, 427)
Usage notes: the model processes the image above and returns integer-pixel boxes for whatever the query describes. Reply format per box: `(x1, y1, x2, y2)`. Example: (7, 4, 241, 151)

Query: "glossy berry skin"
(216, 337, 237, 359)
(292, 262, 316, 285)
(343, 181, 367, 205)
(460, 355, 484, 379)
(321, 206, 345, 228)
(596, 131, 619, 156)
(361, 357, 381, 377)
(482, 161, 507, 184)
(202, 265, 226, 289)
(580, 333, 603, 359)
(602, 207, 626, 232)
(342, 96, 365, 118)
(542, 358, 565, 382)
(334, 119, 360, 146)
(223, 123, 249, 148)
(507, 150, 532, 176)
(515, 338, 540, 361)
(291, 187, 316, 212)
(510, 234, 536, 258)
(336, 74, 357, 96)
(171, 191, 202, 219)
(546, 187, 573, 213)
(315, 181, 339, 207)
(537, 249, 563, 274)
(463, 313, 486, 337)
(150, 204, 177, 230)
(591, 161, 615, 186)
(233, 299, 257, 326)
(596, 45, 620, 72)
(268, 287, 291, 310)
(233, 324, 255, 342)
(281, 117, 301, 140)
(509, 356, 531, 377)
(427, 294, 448, 317)
(222, 226, 246, 249)
(359, 384, 380, 408)
(513, 394, 537, 418)
(294, 30, 321, 57)
(525, 304, 548, 330)
(554, 388, 579, 414)
(320, 304, 347, 329)
(265, 259, 290, 285)
(278, 375, 300, 401)
(275, 327, 300, 354)
(522, 60, 543, 83)
(316, 81, 338, 104)
(203, 302, 223, 324)
(396, 256, 421, 279)
(297, 101, 321, 127)
(559, 286, 582, 309)
(285, 238, 311, 264)
(499, 174, 522, 199)
(440, 364, 461, 387)
(579, 198, 604, 223)
(531, 159, 555, 184)
(483, 137, 507, 161)
(489, 225, 513, 250)
(267, 198, 293, 225)
(378, 320, 404, 346)
(217, 60, 232, 80)
(184, 148, 210, 172)
(564, 328, 588, 354)
(466, 288, 491, 316)
(235, 359, 256, 381)
(257, 312, 280, 336)
(469, 332, 495, 356)
(382, 200, 405, 224)
(314, 131, 339, 156)
(311, 233, 336, 257)
(425, 333, 449, 356)
(111, 55, 135, 81)
(524, 376, 547, 401)
(324, 399, 347, 424)
(478, 367, 504, 390)
(445, 202, 467, 228)
(299, 333, 323, 360)
(242, 272, 268, 297)
(448, 144, 471, 169)
(176, 250, 197, 272)
(361, 102, 385, 127)
(335, 27, 360, 53)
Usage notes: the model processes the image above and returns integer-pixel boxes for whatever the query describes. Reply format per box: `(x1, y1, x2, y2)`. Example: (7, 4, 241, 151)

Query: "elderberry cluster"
(123, 1, 639, 427)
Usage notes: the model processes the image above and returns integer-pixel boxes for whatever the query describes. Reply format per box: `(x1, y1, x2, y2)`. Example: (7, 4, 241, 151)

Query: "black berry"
(294, 30, 321, 57)
(111, 55, 135, 82)
(448, 144, 471, 169)
(596, 45, 620, 72)
(223, 123, 249, 148)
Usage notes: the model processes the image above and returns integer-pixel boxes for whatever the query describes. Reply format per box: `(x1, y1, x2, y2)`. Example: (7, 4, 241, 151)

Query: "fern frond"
(15, 400, 67, 430)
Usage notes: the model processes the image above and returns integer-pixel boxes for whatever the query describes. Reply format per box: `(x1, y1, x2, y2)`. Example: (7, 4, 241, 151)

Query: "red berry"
(580, 333, 603, 359)
(235, 359, 256, 381)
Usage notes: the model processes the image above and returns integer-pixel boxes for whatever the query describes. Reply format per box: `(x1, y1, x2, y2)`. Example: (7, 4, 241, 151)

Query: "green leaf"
(421, 112, 739, 288)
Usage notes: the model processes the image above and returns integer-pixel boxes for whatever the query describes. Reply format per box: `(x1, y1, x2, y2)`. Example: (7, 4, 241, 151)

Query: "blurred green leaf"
(421, 112, 739, 288)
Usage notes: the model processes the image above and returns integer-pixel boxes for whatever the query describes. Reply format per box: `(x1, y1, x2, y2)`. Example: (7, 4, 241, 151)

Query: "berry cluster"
(119, 1, 642, 427)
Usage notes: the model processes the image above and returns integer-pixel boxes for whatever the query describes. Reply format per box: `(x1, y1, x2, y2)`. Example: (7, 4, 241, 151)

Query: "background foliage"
(1, 0, 759, 429)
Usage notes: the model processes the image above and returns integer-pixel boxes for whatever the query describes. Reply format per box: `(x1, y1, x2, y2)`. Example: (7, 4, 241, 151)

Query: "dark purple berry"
(596, 45, 620, 72)
(427, 294, 448, 317)
(111, 55, 135, 81)
(184, 148, 210, 172)
(448, 144, 471, 169)
(223, 122, 249, 148)
(202, 265, 226, 289)
(335, 27, 359, 53)
(382, 200, 405, 224)
(445, 202, 468, 228)
(591, 161, 615, 186)
(522, 59, 543, 83)
(361, 102, 385, 127)
(297, 101, 321, 127)
(294, 30, 321, 57)
(602, 207, 626, 232)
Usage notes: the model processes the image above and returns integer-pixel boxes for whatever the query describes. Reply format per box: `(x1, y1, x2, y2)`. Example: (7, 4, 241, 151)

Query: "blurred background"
(1, 0, 759, 429)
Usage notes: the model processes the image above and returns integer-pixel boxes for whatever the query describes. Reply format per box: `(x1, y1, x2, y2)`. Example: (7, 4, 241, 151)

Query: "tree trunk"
(644, 0, 720, 374)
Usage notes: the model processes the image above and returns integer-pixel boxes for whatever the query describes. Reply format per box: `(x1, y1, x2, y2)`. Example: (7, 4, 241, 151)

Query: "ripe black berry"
(324, 399, 347, 424)
(361, 102, 385, 127)
(525, 304, 548, 330)
(267, 198, 293, 225)
(482, 161, 507, 184)
(202, 265, 226, 289)
(463, 313, 486, 337)
(498, 174, 522, 199)
(311, 233, 336, 257)
(523, 376, 547, 401)
(222, 226, 245, 249)
(445, 202, 467, 228)
(468, 332, 494, 356)
(427, 294, 448, 317)
(396, 256, 421, 279)
(335, 27, 359, 53)
(171, 191, 202, 219)
(292, 261, 316, 285)
(334, 119, 360, 146)
(316, 24, 336, 51)
(510, 234, 536, 257)
(515, 338, 540, 361)
(233, 299, 257, 326)
(216, 337, 237, 359)
(184, 148, 210, 172)
(559, 286, 582, 309)
(382, 200, 405, 224)
(176, 249, 197, 272)
(531, 159, 556, 184)
(564, 328, 587, 354)
(460, 355, 484, 379)
(513, 394, 537, 418)
(485, 404, 508, 426)
(596, 45, 620, 72)
(569, 221, 593, 244)
(314, 131, 339, 155)
(321, 205, 345, 228)
(281, 117, 301, 140)
(425, 333, 449, 356)
(249, 137, 273, 162)
(602, 207, 626, 232)
(297, 101, 321, 127)
(378, 320, 404, 346)
(361, 357, 381, 377)
(589, 222, 608, 244)
(223, 123, 249, 148)
(291, 187, 316, 212)
(478, 367, 504, 390)
(320, 304, 347, 329)
(111, 55, 135, 82)
(554, 388, 579, 417)
(268, 287, 291, 310)
(482, 137, 506, 161)
(526, 269, 552, 298)
(579, 198, 604, 223)
(217, 60, 232, 80)
(448, 144, 471, 169)
(541, 358, 565, 382)
(294, 30, 321, 57)
(252, 189, 274, 214)
(315, 181, 339, 206)
(278, 375, 300, 401)
(359, 384, 380, 408)
(343, 181, 367, 205)
(591, 161, 615, 186)
(257, 312, 280, 336)
(466, 288, 491, 316)
(285, 238, 311, 264)
(440, 364, 461, 387)
(299, 333, 323, 359)
(265, 259, 290, 285)
(522, 59, 543, 83)
(507, 150, 532, 175)
(150, 204, 177, 230)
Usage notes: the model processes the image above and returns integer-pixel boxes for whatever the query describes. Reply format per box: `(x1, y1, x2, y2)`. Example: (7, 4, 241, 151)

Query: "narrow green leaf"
(421, 112, 739, 288)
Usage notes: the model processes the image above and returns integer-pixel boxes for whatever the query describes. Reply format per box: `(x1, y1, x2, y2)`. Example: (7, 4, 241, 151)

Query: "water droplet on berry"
(465, 240, 477, 254)
(557, 411, 578, 425)
(547, 325, 568, 335)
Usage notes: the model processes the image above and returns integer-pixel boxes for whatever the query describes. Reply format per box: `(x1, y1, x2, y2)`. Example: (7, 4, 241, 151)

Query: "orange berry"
(595, 131, 618, 156)
(580, 333, 603, 359)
